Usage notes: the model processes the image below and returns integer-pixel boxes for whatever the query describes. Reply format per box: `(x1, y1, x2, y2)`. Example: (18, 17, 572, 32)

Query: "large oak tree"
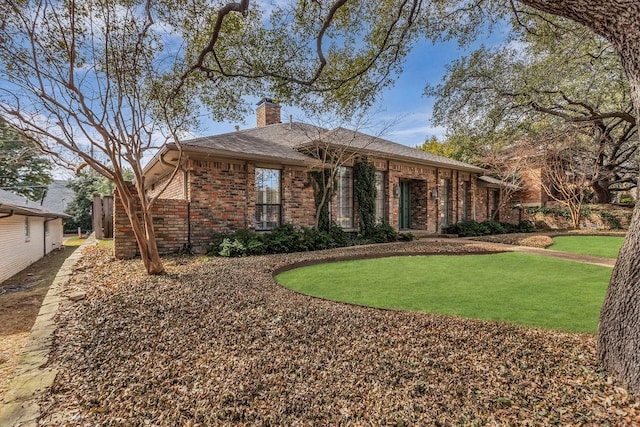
(428, 11, 637, 203)
(518, 0, 640, 397)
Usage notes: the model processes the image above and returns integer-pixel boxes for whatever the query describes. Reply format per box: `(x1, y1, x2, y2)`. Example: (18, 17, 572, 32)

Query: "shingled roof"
(156, 121, 484, 174)
(0, 188, 69, 218)
(304, 127, 485, 173)
(168, 122, 326, 165)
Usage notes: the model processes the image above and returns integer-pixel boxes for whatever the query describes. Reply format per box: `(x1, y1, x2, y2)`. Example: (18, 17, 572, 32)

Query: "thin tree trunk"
(591, 178, 612, 204)
(118, 184, 165, 275)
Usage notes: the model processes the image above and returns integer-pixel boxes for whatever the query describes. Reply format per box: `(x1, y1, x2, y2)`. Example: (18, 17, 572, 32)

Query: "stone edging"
(0, 236, 92, 427)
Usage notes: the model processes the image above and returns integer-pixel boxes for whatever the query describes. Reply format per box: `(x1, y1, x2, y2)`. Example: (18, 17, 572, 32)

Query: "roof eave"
(168, 143, 320, 168)
(0, 203, 70, 218)
(297, 142, 485, 173)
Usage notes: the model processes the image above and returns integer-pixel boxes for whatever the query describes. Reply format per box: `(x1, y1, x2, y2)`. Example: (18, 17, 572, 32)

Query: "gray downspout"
(43, 217, 59, 256)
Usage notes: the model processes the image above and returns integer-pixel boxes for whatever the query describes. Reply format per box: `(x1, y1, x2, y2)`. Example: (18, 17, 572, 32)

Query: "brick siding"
(114, 186, 189, 259)
(115, 153, 510, 257)
(147, 171, 186, 199)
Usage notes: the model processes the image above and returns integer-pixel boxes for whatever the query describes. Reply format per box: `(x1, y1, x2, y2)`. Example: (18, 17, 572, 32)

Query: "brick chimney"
(256, 98, 281, 127)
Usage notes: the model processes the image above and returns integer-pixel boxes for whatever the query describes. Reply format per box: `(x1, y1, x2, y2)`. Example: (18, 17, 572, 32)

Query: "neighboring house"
(0, 188, 69, 284)
(40, 179, 74, 215)
(114, 99, 514, 258)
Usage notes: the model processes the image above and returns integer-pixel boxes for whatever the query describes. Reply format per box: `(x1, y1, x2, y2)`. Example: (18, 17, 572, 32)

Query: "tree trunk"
(518, 0, 640, 393)
(598, 51, 640, 395)
(118, 184, 165, 275)
(591, 178, 612, 204)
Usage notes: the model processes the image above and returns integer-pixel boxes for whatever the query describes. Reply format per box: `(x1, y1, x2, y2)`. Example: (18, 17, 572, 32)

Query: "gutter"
(0, 210, 14, 219)
(164, 143, 319, 168)
(295, 141, 486, 174)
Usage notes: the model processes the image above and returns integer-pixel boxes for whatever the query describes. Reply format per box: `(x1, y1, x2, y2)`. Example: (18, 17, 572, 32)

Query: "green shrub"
(300, 227, 334, 250)
(619, 193, 635, 204)
(328, 224, 353, 247)
(263, 224, 303, 253)
(399, 232, 414, 241)
(482, 220, 506, 235)
(446, 220, 490, 237)
(516, 220, 536, 233)
(367, 223, 400, 243)
(209, 222, 410, 257)
(600, 211, 623, 230)
(447, 220, 535, 237)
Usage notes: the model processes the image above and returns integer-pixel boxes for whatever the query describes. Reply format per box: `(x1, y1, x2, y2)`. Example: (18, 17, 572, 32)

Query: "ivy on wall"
(354, 157, 377, 236)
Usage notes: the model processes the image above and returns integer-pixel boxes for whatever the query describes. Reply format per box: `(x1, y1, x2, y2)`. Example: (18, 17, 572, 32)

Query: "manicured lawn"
(276, 253, 612, 333)
(549, 235, 625, 259)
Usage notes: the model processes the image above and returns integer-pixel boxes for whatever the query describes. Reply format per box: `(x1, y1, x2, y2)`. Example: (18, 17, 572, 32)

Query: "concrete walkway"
(499, 244, 616, 268)
(0, 237, 91, 427)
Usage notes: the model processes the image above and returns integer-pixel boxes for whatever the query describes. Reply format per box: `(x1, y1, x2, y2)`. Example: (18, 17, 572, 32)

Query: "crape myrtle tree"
(0, 0, 423, 274)
(292, 112, 390, 232)
(0, 0, 197, 274)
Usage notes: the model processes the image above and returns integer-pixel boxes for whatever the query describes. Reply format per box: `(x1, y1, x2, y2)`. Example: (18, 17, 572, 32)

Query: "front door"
(399, 181, 411, 229)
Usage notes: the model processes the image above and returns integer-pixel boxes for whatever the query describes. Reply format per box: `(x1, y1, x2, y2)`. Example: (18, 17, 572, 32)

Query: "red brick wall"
(387, 161, 439, 232)
(114, 186, 189, 259)
(187, 159, 250, 252)
(256, 102, 281, 127)
(514, 167, 545, 206)
(147, 171, 186, 199)
(282, 168, 316, 227)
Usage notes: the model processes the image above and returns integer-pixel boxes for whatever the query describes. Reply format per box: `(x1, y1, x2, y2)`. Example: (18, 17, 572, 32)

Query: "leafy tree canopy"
(65, 169, 132, 232)
(0, 119, 52, 201)
(417, 134, 485, 163)
(427, 7, 637, 202)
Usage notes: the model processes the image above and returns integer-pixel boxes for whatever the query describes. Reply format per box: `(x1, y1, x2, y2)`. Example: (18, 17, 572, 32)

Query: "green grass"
(97, 239, 114, 248)
(276, 253, 612, 333)
(549, 235, 625, 259)
(64, 236, 86, 247)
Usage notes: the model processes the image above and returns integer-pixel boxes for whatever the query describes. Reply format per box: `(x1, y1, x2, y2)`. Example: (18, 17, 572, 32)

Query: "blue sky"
(196, 33, 505, 148)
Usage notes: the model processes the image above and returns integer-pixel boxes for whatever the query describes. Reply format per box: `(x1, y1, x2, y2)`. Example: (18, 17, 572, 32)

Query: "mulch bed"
(40, 240, 639, 425)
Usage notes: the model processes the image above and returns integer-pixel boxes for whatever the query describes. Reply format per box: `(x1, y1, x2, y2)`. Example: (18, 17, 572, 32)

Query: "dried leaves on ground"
(41, 241, 639, 425)
(470, 233, 554, 248)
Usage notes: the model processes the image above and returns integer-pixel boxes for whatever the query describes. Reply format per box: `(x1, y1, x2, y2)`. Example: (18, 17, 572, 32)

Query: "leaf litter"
(39, 241, 639, 425)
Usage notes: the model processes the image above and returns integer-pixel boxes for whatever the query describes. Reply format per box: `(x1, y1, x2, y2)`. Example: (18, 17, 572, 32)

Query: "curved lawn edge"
(275, 252, 612, 333)
(271, 249, 506, 277)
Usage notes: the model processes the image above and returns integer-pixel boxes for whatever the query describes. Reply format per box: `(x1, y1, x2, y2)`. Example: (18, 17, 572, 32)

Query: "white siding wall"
(45, 218, 64, 253)
(0, 214, 49, 283)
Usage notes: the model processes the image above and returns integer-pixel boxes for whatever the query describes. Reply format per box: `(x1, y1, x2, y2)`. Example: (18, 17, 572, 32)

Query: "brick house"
(114, 99, 514, 258)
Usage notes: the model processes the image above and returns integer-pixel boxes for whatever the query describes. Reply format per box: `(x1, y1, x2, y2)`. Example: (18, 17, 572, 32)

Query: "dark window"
(255, 168, 281, 230)
(489, 189, 500, 220)
(336, 166, 354, 229)
(441, 178, 452, 228)
(375, 171, 386, 223)
(462, 181, 472, 220)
